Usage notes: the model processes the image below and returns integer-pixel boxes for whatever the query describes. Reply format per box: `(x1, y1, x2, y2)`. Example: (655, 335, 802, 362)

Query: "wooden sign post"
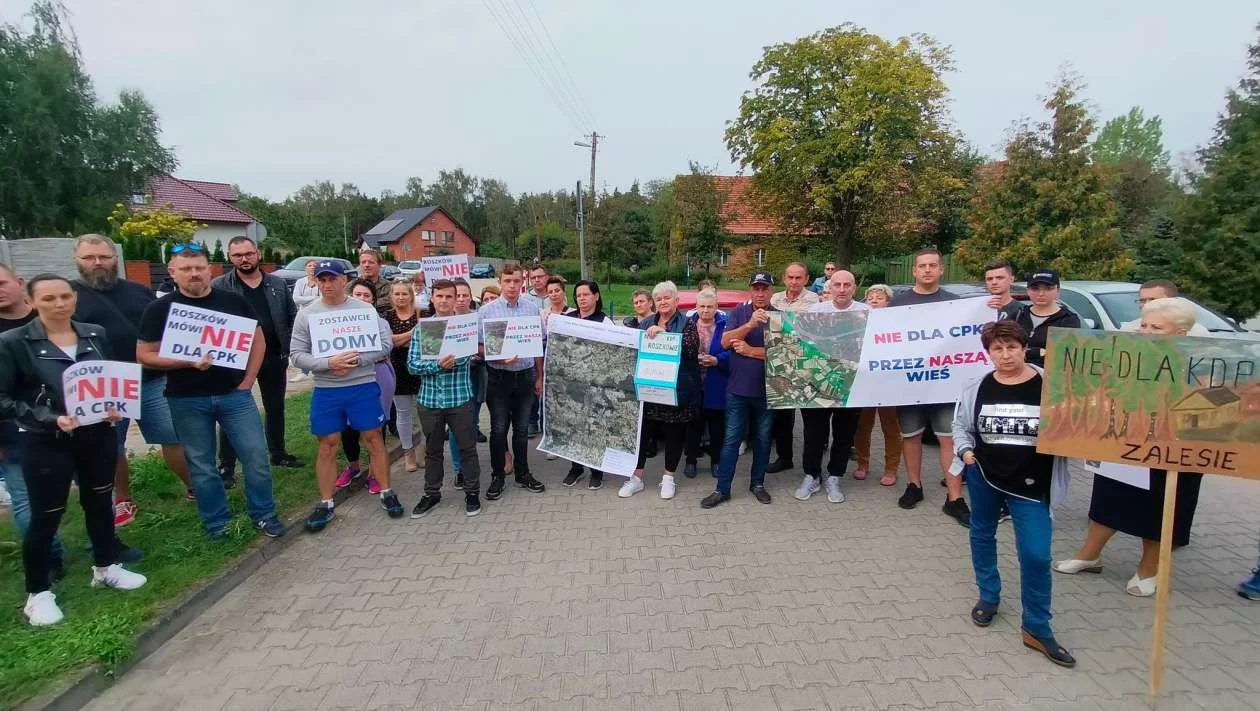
(1148, 470, 1179, 698)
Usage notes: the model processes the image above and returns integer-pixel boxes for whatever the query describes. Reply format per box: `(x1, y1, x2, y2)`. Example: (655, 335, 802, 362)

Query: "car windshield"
(283, 257, 312, 270)
(399, 261, 421, 269)
(1093, 290, 1239, 332)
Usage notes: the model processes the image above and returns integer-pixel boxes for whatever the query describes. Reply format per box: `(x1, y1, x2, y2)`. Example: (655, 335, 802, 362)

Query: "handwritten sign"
(416, 312, 480, 360)
(62, 361, 142, 425)
(482, 315, 543, 361)
(421, 255, 470, 285)
(1037, 329, 1260, 479)
(158, 304, 257, 371)
(634, 331, 682, 405)
(308, 308, 382, 358)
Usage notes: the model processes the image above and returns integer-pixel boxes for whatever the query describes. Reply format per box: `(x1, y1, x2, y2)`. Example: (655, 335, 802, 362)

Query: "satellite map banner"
(766, 297, 996, 409)
(538, 316, 644, 476)
(1036, 329, 1260, 479)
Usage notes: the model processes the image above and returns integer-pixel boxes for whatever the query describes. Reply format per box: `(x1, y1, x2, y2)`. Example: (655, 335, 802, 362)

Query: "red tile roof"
(712, 176, 782, 235)
(137, 175, 255, 224)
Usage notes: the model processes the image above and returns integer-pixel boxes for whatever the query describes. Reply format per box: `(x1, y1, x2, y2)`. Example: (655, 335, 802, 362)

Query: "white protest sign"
(308, 307, 382, 358)
(158, 303, 257, 371)
(62, 361, 143, 426)
(421, 255, 470, 285)
(1085, 460, 1151, 490)
(482, 315, 544, 361)
(417, 312, 480, 360)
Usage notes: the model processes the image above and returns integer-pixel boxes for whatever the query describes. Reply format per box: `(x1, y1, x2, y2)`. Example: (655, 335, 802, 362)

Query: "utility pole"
(574, 132, 600, 209)
(576, 181, 588, 281)
(342, 213, 349, 256)
(534, 210, 542, 262)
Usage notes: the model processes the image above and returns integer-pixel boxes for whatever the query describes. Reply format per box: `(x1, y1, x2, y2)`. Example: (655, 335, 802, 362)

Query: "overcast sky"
(10, 0, 1256, 200)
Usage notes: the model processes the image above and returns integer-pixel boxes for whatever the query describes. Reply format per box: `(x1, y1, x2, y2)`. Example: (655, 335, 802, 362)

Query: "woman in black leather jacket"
(0, 274, 147, 626)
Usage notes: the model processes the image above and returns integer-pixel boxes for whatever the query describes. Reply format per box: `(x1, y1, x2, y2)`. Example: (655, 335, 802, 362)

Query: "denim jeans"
(1, 448, 65, 561)
(486, 367, 536, 478)
(169, 389, 277, 532)
(220, 356, 290, 468)
(967, 465, 1054, 639)
(715, 393, 773, 496)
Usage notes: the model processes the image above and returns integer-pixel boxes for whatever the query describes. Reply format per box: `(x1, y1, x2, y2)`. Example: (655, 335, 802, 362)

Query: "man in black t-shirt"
(72, 234, 193, 528)
(137, 245, 284, 540)
(211, 236, 301, 481)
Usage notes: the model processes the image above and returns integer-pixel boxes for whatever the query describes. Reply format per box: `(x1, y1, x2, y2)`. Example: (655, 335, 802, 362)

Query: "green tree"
(1091, 107, 1180, 255)
(956, 75, 1131, 279)
(724, 24, 963, 266)
(672, 163, 732, 278)
(1092, 107, 1171, 169)
(0, 2, 176, 237)
(1172, 26, 1260, 320)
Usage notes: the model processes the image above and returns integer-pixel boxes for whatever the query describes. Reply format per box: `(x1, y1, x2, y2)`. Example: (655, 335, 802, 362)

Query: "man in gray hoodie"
(290, 260, 400, 531)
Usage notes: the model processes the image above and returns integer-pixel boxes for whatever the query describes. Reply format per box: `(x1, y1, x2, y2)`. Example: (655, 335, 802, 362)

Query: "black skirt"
(1088, 468, 1203, 546)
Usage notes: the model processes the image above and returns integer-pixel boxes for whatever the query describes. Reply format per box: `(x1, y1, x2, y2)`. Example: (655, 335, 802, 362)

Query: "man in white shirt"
(795, 270, 869, 503)
(766, 262, 819, 474)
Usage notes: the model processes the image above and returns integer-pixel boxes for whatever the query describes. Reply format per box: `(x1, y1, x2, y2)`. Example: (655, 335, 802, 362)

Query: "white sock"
(379, 488, 392, 497)
(322, 499, 335, 508)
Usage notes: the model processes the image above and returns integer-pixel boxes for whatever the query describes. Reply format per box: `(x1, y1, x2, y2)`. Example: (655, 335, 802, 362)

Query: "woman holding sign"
(620, 281, 701, 500)
(1055, 297, 1204, 597)
(952, 320, 1073, 667)
(0, 274, 147, 626)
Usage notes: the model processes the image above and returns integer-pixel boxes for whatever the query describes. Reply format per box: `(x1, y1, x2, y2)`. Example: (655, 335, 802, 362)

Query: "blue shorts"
(115, 376, 180, 450)
(310, 383, 386, 437)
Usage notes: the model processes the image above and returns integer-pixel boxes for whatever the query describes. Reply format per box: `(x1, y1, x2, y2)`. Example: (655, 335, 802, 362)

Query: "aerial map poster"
(1037, 328, 1260, 479)
(766, 310, 869, 409)
(538, 316, 644, 476)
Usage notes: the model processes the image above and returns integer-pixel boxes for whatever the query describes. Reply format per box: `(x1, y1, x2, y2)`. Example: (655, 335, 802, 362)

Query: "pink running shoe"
(334, 466, 359, 489)
(366, 476, 382, 495)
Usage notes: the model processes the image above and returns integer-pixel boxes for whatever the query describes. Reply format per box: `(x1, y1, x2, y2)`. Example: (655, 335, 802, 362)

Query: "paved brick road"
(88, 427, 1260, 711)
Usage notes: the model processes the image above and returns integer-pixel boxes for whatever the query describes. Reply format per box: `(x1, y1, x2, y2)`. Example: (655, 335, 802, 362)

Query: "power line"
(480, 0, 587, 133)
(514, 0, 598, 129)
(496, 0, 590, 129)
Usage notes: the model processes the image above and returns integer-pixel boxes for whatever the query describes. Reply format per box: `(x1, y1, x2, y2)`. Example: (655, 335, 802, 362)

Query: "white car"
(397, 260, 423, 279)
(1040, 281, 1259, 341)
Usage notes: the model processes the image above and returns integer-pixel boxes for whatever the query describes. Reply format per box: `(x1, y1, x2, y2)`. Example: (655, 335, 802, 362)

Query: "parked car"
(676, 289, 746, 311)
(398, 260, 423, 279)
(1030, 281, 1259, 340)
(470, 262, 496, 279)
(272, 256, 357, 287)
(380, 265, 403, 282)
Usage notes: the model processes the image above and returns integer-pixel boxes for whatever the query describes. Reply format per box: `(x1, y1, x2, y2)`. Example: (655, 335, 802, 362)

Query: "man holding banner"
(137, 244, 285, 539)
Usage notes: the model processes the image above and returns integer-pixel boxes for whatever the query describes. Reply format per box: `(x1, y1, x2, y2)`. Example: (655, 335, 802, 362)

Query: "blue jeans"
(1, 450, 65, 561)
(715, 393, 773, 496)
(169, 389, 277, 532)
(967, 466, 1054, 639)
(449, 429, 461, 474)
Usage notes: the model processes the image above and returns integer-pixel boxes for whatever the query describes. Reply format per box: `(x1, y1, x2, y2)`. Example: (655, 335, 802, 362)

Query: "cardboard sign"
(482, 315, 544, 361)
(421, 255, 470, 285)
(62, 361, 142, 425)
(158, 304, 257, 371)
(1037, 328, 1260, 479)
(416, 312, 480, 360)
(308, 308, 383, 358)
(634, 331, 682, 405)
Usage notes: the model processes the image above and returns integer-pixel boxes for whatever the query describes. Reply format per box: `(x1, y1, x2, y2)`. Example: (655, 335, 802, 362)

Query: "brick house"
(132, 175, 262, 252)
(669, 175, 814, 279)
(360, 207, 478, 261)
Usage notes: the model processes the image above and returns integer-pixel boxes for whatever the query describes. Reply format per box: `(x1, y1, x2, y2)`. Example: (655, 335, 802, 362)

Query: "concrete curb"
(21, 443, 405, 711)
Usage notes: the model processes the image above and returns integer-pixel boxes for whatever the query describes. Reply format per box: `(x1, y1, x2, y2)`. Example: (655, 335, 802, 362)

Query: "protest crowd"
(2, 237, 1258, 671)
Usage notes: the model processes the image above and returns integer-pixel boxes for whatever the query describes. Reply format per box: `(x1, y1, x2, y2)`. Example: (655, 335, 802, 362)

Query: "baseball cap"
(1028, 269, 1060, 287)
(313, 260, 346, 277)
(749, 272, 775, 287)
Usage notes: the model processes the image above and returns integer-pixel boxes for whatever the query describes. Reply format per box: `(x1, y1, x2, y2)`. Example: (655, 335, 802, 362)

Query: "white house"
(132, 175, 265, 252)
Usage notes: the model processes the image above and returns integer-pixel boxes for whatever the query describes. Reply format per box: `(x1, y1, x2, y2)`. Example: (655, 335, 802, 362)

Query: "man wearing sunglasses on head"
(137, 243, 285, 540)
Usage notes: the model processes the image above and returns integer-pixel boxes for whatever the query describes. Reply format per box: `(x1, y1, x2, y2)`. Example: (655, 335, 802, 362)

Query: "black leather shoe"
(700, 491, 730, 509)
(765, 459, 793, 474)
(750, 485, 772, 504)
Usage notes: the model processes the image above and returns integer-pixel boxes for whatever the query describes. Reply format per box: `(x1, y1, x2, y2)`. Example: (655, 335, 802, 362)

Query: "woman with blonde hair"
(854, 284, 902, 485)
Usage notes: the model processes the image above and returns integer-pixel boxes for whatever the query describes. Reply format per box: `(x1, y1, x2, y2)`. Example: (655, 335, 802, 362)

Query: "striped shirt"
(478, 294, 541, 372)
(407, 323, 473, 409)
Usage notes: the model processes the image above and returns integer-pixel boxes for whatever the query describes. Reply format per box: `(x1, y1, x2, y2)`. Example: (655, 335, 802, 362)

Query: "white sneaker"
(91, 564, 147, 591)
(25, 591, 63, 626)
(660, 475, 676, 500)
(794, 475, 820, 500)
(825, 476, 845, 503)
(738, 441, 748, 456)
(618, 476, 645, 498)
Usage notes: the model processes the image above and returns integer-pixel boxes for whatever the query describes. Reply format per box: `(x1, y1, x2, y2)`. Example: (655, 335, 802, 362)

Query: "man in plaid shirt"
(408, 279, 482, 518)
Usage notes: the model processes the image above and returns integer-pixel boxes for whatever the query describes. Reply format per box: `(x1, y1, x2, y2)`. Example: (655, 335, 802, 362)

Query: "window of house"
(755, 248, 766, 267)
(422, 230, 436, 242)
(442, 231, 455, 244)
(717, 250, 730, 267)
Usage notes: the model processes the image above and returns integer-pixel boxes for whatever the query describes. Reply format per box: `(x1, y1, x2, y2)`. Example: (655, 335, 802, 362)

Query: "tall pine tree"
(955, 76, 1130, 279)
(1173, 27, 1260, 321)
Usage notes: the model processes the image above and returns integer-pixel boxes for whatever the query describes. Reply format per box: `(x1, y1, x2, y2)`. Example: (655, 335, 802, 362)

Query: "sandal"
(852, 468, 868, 481)
(1021, 629, 1076, 668)
(971, 600, 998, 627)
(1126, 574, 1157, 597)
(879, 474, 897, 487)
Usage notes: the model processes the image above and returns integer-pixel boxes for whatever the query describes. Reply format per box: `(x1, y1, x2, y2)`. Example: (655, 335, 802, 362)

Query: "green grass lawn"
(0, 391, 335, 708)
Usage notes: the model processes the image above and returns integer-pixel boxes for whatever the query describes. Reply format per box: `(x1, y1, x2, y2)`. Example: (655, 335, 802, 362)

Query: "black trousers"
(637, 419, 686, 471)
(487, 367, 537, 478)
(20, 424, 118, 593)
(686, 408, 726, 469)
(801, 408, 862, 479)
(419, 402, 481, 495)
(772, 409, 795, 462)
(219, 356, 288, 469)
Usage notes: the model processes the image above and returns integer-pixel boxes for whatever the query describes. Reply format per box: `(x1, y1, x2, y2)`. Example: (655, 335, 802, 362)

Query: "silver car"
(1045, 281, 1258, 341)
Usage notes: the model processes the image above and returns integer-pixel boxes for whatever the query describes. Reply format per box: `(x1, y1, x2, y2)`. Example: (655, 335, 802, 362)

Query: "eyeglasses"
(169, 243, 205, 254)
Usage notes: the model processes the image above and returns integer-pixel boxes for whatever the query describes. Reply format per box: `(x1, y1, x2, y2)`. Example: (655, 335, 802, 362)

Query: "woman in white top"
(291, 259, 320, 310)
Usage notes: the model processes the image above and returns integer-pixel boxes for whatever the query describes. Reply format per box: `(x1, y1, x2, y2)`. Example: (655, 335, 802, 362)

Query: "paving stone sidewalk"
(88, 426, 1260, 711)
